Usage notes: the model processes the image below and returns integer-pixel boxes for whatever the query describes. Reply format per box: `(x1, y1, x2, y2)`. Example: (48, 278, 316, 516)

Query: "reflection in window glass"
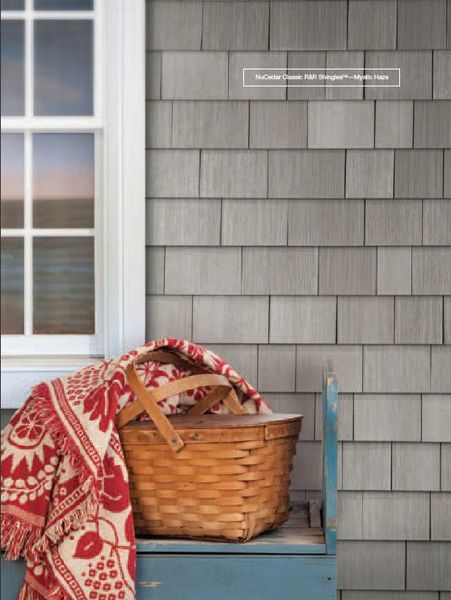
(34, 20, 93, 116)
(1, 0, 24, 9)
(33, 133, 94, 228)
(1, 20, 25, 116)
(1, 238, 24, 334)
(1, 134, 24, 228)
(34, 0, 92, 9)
(33, 237, 95, 334)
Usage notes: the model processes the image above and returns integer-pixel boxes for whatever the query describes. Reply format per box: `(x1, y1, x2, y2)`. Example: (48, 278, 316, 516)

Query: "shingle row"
(146, 1, 451, 52)
(147, 100, 451, 149)
(146, 150, 451, 198)
(146, 199, 451, 247)
(147, 51, 451, 100)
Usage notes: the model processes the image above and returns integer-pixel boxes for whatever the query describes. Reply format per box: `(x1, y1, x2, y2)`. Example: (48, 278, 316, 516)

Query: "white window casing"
(1, 0, 146, 408)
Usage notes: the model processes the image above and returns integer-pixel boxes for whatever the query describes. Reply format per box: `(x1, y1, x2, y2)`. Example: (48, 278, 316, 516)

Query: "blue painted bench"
(1, 369, 338, 599)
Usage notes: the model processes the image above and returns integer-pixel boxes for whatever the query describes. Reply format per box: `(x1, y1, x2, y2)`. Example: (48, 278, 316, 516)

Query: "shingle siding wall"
(145, 1, 451, 595)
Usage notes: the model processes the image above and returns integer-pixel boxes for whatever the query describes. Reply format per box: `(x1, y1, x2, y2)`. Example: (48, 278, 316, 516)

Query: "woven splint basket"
(116, 351, 303, 542)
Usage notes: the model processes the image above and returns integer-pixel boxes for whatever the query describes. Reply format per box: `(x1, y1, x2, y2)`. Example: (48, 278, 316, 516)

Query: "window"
(1, 0, 146, 406)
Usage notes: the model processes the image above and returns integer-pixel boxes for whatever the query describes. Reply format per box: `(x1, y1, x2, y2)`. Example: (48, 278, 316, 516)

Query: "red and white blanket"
(1, 339, 268, 600)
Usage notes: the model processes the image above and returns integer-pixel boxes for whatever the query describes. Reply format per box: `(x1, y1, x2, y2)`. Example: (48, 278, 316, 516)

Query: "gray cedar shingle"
(146, 198, 220, 246)
(172, 101, 249, 149)
(193, 296, 269, 343)
(346, 151, 394, 198)
(326, 52, 364, 100)
(319, 248, 376, 295)
(165, 247, 241, 295)
(296, 345, 362, 393)
(146, 150, 199, 198)
(229, 52, 287, 101)
(423, 199, 451, 245)
(363, 346, 431, 393)
(395, 297, 443, 344)
(270, 1, 347, 51)
(242, 248, 317, 295)
(446, 151, 451, 196)
(287, 52, 326, 100)
(342, 592, 439, 599)
(146, 295, 192, 340)
(249, 101, 307, 149)
(395, 150, 443, 198)
(445, 297, 451, 344)
(221, 199, 288, 246)
(375, 101, 413, 148)
(377, 247, 412, 295)
(145, 247, 164, 294)
(146, 52, 161, 100)
(200, 150, 267, 198)
(433, 50, 451, 99)
(308, 101, 374, 148)
(443, 444, 451, 490)
(354, 394, 421, 441)
(202, 2, 269, 51)
(265, 393, 315, 440)
(162, 52, 228, 100)
(348, 0, 397, 50)
(365, 52, 432, 100)
(449, 0, 451, 48)
(392, 443, 440, 491)
(412, 247, 451, 294)
(207, 344, 258, 385)
(146, 101, 172, 148)
(414, 101, 451, 148)
(146, 1, 202, 50)
(269, 296, 336, 343)
(362, 492, 430, 540)
(315, 393, 354, 442)
(431, 346, 451, 392)
(337, 491, 363, 540)
(291, 441, 322, 490)
(269, 150, 345, 198)
(337, 541, 405, 590)
(422, 395, 451, 442)
(257, 345, 296, 392)
(406, 542, 451, 590)
(338, 297, 394, 344)
(342, 442, 391, 490)
(397, 0, 447, 50)
(431, 493, 451, 539)
(288, 199, 364, 246)
(365, 199, 422, 246)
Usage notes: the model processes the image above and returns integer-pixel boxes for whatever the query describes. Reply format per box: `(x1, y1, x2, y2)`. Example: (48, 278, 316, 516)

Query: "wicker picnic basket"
(116, 351, 303, 542)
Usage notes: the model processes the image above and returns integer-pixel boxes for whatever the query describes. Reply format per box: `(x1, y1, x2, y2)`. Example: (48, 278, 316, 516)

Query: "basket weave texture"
(117, 351, 302, 542)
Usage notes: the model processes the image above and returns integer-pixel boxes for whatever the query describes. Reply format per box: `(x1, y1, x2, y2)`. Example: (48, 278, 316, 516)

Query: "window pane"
(33, 237, 94, 334)
(1, 238, 24, 334)
(1, 20, 25, 116)
(33, 133, 94, 228)
(1, 134, 24, 228)
(1, 0, 25, 9)
(34, 0, 92, 9)
(34, 20, 93, 116)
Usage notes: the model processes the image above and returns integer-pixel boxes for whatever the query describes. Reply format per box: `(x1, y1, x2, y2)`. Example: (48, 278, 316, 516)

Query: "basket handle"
(116, 356, 245, 452)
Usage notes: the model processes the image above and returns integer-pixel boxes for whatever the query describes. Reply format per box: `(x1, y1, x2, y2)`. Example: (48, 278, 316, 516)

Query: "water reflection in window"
(1, 0, 24, 9)
(33, 237, 94, 334)
(1, 133, 24, 228)
(33, 133, 94, 228)
(34, 0, 92, 9)
(1, 238, 24, 334)
(1, 20, 25, 116)
(34, 20, 93, 116)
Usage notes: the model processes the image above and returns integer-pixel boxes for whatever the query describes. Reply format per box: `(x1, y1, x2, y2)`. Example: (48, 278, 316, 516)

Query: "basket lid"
(121, 413, 302, 430)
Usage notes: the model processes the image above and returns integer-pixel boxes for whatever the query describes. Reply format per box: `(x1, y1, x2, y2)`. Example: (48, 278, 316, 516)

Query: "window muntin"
(1, 0, 101, 355)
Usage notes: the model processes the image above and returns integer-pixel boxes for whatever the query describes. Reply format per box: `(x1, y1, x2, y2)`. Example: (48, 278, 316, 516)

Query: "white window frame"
(1, 0, 146, 408)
